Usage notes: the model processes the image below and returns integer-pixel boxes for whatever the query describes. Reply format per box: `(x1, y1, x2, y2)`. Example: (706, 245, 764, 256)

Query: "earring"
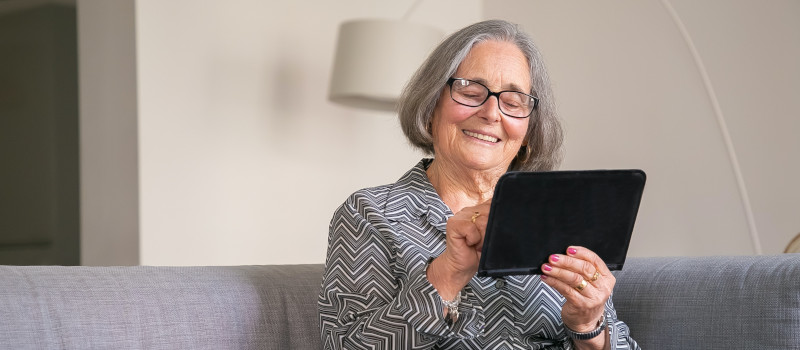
(517, 145, 530, 163)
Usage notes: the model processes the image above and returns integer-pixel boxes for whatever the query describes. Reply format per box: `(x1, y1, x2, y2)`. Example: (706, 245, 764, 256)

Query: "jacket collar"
(385, 159, 452, 232)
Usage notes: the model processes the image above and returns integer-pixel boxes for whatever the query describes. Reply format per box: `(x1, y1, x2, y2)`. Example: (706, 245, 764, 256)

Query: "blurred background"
(1, 0, 797, 266)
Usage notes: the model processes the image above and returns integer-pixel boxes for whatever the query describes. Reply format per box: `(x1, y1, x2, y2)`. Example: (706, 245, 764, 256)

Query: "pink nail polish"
(540, 275, 548, 280)
(568, 248, 578, 255)
(550, 254, 559, 262)
(543, 264, 552, 271)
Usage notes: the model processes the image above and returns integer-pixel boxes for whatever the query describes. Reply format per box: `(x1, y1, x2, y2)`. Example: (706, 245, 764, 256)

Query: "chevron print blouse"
(319, 159, 640, 350)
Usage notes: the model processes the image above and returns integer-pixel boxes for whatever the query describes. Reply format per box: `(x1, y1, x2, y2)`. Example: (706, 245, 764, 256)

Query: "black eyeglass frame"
(446, 77, 539, 118)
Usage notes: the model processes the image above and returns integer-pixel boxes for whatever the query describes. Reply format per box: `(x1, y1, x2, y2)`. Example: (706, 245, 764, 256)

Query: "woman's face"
(430, 40, 531, 173)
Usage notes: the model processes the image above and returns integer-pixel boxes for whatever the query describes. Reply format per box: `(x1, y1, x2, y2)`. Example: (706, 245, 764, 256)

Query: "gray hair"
(398, 19, 563, 171)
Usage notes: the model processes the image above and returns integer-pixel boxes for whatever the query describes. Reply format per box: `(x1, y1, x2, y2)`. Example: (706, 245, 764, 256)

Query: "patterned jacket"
(318, 159, 640, 349)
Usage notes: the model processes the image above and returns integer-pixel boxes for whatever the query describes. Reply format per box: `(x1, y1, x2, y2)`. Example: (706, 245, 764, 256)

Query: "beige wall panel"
(487, 1, 799, 256)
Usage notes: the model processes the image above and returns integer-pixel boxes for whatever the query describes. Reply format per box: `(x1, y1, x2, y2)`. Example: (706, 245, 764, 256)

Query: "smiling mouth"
(463, 130, 499, 143)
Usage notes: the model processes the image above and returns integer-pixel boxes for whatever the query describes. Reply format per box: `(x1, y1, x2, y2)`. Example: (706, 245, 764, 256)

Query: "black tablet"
(477, 170, 646, 277)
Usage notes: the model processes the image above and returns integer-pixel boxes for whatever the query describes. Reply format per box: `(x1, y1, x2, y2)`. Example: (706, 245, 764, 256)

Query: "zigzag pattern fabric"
(319, 159, 640, 349)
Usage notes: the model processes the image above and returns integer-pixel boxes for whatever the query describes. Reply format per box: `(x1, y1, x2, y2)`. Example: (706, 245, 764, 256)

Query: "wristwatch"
(564, 313, 607, 340)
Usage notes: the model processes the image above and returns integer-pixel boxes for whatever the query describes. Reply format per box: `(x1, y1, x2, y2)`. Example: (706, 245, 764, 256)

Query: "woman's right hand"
(426, 201, 491, 300)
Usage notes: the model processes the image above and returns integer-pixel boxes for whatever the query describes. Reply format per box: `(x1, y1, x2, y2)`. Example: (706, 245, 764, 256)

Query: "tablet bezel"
(477, 169, 646, 277)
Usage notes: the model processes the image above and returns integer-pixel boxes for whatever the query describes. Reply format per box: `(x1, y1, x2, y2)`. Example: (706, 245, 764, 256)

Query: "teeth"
(463, 130, 499, 143)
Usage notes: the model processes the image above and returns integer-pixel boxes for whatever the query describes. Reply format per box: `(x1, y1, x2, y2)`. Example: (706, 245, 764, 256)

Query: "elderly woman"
(318, 20, 640, 350)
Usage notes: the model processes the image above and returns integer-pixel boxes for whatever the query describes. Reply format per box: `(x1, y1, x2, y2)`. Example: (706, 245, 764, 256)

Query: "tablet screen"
(477, 170, 646, 277)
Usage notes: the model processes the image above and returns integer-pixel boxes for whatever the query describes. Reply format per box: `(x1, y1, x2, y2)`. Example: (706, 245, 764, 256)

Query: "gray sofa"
(1, 255, 798, 349)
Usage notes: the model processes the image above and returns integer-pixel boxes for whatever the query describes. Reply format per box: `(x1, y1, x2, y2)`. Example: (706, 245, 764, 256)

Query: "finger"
(540, 265, 594, 301)
(445, 219, 474, 251)
(542, 258, 595, 294)
(458, 218, 483, 248)
(564, 247, 616, 293)
(566, 246, 612, 277)
(469, 211, 488, 228)
(472, 203, 491, 219)
(466, 226, 483, 250)
(470, 205, 491, 249)
(549, 252, 597, 282)
(449, 205, 491, 253)
(459, 205, 490, 232)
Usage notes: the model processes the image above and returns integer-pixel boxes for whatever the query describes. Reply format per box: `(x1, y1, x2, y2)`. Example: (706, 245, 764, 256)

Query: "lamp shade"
(328, 19, 444, 111)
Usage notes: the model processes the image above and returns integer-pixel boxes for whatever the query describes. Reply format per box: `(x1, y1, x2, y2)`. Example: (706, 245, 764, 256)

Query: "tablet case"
(477, 170, 646, 277)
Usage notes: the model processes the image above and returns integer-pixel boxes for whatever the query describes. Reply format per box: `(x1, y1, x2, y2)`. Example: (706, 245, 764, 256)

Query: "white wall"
(487, 1, 800, 256)
(79, 0, 797, 266)
(134, 1, 482, 265)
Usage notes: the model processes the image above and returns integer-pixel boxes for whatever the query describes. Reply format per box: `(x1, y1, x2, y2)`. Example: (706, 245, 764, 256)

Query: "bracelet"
(564, 313, 607, 340)
(426, 256, 462, 324)
(440, 292, 461, 323)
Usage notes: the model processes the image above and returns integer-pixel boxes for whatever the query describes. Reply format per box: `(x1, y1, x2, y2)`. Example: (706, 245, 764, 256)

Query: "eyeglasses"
(446, 78, 538, 118)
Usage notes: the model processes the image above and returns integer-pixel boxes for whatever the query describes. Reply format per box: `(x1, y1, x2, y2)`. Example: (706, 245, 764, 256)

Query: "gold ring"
(471, 212, 481, 223)
(575, 279, 588, 292)
(591, 271, 600, 282)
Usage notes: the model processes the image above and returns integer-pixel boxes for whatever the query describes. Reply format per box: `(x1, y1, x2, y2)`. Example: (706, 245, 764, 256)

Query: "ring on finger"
(575, 279, 588, 292)
(471, 211, 481, 224)
(591, 271, 600, 282)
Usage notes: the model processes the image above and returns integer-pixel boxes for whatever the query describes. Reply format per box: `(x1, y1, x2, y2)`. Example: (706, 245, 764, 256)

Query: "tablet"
(477, 169, 646, 277)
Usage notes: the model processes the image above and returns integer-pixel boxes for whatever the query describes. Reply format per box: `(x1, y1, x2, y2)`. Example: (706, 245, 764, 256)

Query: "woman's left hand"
(540, 246, 614, 333)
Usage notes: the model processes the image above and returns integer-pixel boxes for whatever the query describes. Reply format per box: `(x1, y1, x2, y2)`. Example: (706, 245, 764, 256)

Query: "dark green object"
(0, 4, 79, 265)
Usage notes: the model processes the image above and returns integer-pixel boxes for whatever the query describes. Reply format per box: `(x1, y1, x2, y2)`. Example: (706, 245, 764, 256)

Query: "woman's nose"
(479, 95, 502, 122)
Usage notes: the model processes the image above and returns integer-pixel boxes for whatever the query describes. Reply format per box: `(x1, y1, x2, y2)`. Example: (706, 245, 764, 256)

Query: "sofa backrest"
(2, 255, 799, 349)
(0, 264, 325, 350)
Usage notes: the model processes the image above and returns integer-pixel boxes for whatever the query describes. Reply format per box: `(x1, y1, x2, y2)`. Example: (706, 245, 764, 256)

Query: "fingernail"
(543, 264, 552, 271)
(540, 275, 548, 280)
(568, 248, 578, 255)
(550, 254, 559, 262)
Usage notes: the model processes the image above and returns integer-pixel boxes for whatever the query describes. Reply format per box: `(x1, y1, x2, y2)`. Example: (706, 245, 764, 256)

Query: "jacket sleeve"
(565, 295, 640, 350)
(604, 294, 641, 349)
(317, 195, 482, 350)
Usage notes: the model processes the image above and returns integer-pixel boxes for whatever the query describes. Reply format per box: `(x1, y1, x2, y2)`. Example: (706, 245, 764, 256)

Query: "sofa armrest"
(0, 264, 325, 349)
(613, 255, 800, 349)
